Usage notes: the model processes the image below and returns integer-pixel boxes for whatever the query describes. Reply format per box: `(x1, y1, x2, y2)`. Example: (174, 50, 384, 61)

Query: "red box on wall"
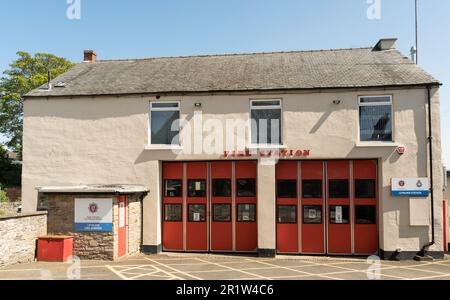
(37, 236, 73, 262)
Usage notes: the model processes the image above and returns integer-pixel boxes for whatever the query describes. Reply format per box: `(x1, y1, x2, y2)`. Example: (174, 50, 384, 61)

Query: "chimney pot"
(83, 50, 97, 62)
(373, 38, 398, 51)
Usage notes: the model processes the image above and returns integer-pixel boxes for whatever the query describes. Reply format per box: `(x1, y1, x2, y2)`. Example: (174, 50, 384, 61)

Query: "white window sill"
(247, 144, 288, 150)
(355, 142, 399, 148)
(144, 144, 184, 151)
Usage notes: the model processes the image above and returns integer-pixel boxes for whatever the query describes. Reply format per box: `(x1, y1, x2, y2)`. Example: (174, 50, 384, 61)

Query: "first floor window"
(150, 102, 180, 145)
(359, 96, 393, 142)
(250, 99, 282, 145)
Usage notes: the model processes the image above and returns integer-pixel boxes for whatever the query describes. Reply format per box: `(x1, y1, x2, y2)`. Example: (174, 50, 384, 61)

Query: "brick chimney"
(83, 50, 97, 62)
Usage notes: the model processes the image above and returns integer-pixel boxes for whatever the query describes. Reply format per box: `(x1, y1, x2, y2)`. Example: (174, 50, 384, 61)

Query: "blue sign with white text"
(391, 178, 430, 198)
(391, 190, 430, 197)
(75, 222, 113, 232)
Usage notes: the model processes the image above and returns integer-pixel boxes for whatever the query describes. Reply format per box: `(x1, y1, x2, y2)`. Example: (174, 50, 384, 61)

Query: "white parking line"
(106, 265, 130, 280)
(145, 257, 202, 280)
(194, 258, 270, 280)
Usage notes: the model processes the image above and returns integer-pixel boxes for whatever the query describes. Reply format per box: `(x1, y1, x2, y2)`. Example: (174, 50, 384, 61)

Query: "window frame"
(276, 179, 297, 199)
(355, 205, 377, 225)
(236, 203, 257, 222)
(163, 203, 182, 222)
(187, 203, 207, 222)
(277, 205, 298, 224)
(354, 179, 377, 199)
(328, 179, 350, 199)
(302, 179, 323, 199)
(329, 205, 350, 224)
(249, 99, 283, 146)
(164, 179, 183, 198)
(212, 179, 232, 197)
(212, 203, 232, 222)
(236, 178, 257, 198)
(358, 95, 394, 143)
(302, 205, 323, 224)
(358, 95, 395, 144)
(149, 101, 181, 146)
(187, 179, 207, 198)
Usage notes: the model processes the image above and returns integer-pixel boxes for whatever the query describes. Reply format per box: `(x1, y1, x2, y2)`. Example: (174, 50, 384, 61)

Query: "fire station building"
(22, 38, 447, 260)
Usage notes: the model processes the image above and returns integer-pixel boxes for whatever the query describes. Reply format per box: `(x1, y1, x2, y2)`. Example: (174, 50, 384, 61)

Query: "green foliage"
(0, 189, 8, 203)
(0, 52, 74, 153)
(0, 144, 21, 188)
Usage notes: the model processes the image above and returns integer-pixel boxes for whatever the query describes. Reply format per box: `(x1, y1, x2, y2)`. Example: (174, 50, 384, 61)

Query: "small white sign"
(195, 181, 202, 191)
(335, 206, 343, 224)
(75, 198, 113, 231)
(391, 178, 430, 197)
(309, 209, 317, 219)
(119, 202, 125, 228)
(193, 212, 200, 221)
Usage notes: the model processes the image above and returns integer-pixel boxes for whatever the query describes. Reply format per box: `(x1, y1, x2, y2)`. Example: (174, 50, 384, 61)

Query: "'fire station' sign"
(75, 198, 113, 231)
(391, 178, 430, 197)
(224, 149, 311, 158)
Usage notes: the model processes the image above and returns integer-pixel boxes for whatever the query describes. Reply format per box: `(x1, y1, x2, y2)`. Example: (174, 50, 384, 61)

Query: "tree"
(0, 145, 21, 188)
(0, 52, 74, 154)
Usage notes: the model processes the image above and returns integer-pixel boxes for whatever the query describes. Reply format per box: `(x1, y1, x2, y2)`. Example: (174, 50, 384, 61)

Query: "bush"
(0, 190, 9, 203)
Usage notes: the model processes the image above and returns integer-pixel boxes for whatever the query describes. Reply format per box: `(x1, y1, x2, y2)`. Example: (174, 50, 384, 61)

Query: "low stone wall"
(0, 212, 47, 267)
(0, 202, 21, 215)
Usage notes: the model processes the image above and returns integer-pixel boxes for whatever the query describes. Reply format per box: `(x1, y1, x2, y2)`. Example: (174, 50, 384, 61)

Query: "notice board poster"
(75, 198, 113, 231)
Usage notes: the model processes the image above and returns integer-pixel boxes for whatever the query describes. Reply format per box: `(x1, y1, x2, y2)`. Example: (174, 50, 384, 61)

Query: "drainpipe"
(419, 85, 435, 257)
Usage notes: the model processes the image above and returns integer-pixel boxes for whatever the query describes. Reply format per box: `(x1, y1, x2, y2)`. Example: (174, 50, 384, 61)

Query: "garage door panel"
(211, 162, 233, 251)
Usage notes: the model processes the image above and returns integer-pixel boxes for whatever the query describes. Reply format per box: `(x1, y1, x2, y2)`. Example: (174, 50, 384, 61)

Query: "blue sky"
(1, 0, 449, 164)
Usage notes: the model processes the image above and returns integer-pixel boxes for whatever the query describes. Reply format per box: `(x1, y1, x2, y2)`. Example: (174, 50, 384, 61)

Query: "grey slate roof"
(26, 47, 440, 97)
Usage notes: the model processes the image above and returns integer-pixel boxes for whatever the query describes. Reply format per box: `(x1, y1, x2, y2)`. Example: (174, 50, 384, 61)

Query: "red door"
(162, 162, 184, 251)
(118, 195, 127, 257)
(327, 161, 352, 254)
(276, 161, 299, 253)
(235, 161, 257, 252)
(210, 161, 233, 251)
(185, 162, 208, 251)
(353, 160, 378, 254)
(300, 161, 326, 254)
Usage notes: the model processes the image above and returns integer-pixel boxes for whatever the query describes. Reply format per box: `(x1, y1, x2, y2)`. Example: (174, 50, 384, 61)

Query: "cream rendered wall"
(22, 87, 443, 252)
